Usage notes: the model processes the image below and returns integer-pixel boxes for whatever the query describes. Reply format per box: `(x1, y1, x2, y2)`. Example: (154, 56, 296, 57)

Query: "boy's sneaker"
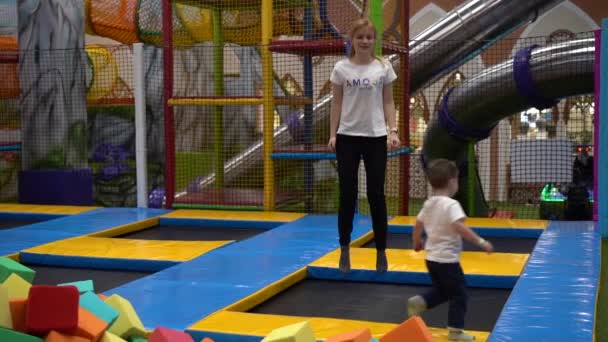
(407, 295, 427, 317)
(447, 327, 475, 341)
(376, 249, 388, 272)
(339, 246, 351, 273)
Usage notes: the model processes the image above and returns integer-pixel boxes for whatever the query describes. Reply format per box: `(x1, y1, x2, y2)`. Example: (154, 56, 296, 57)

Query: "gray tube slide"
(422, 37, 595, 216)
(180, 0, 563, 196)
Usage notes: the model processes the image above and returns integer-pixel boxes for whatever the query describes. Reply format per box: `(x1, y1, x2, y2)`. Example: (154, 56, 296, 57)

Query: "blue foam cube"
(59, 280, 94, 293)
(80, 291, 119, 325)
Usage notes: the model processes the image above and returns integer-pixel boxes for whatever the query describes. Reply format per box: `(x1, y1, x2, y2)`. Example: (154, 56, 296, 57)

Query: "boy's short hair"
(427, 159, 459, 189)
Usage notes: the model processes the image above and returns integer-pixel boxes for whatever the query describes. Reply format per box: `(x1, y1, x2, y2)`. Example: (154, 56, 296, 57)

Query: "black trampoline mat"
(0, 219, 45, 230)
(249, 279, 510, 332)
(363, 233, 536, 254)
(27, 264, 153, 293)
(115, 225, 267, 241)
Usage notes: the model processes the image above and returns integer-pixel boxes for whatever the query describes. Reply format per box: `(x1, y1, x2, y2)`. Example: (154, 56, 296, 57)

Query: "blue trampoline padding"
(488, 221, 600, 341)
(159, 217, 282, 229)
(104, 215, 372, 331)
(80, 291, 120, 325)
(0, 212, 68, 220)
(0, 208, 170, 256)
(19, 253, 177, 272)
(306, 267, 517, 289)
(388, 225, 542, 238)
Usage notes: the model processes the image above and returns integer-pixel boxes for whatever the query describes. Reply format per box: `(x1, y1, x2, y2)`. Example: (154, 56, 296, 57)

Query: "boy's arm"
(451, 219, 493, 253)
(413, 219, 424, 251)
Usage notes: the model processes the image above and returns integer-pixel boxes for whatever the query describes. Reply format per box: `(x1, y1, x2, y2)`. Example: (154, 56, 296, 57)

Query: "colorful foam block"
(325, 328, 371, 342)
(148, 327, 194, 342)
(200, 339, 214, 342)
(129, 337, 147, 342)
(2, 273, 32, 300)
(0, 284, 12, 329)
(59, 280, 94, 294)
(10, 299, 28, 332)
(261, 321, 316, 342)
(0, 327, 43, 341)
(45, 330, 90, 342)
(98, 294, 109, 301)
(75, 307, 109, 341)
(26, 285, 80, 335)
(101, 331, 128, 342)
(379, 317, 433, 342)
(80, 291, 119, 325)
(104, 294, 146, 338)
(0, 257, 35, 283)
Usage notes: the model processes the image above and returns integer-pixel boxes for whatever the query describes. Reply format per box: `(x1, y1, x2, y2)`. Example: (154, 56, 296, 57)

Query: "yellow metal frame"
(168, 97, 264, 106)
(261, 0, 275, 211)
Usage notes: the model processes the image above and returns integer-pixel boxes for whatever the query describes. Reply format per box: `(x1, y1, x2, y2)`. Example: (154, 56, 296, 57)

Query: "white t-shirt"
(330, 58, 397, 137)
(416, 196, 467, 263)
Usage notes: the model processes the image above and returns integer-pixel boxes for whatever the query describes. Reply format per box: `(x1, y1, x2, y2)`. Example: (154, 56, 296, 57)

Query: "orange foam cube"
(380, 317, 433, 342)
(9, 298, 27, 333)
(325, 328, 372, 342)
(45, 330, 91, 342)
(75, 307, 109, 341)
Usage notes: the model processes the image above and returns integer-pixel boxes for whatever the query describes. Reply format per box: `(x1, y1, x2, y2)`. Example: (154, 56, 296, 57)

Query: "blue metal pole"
(599, 19, 608, 238)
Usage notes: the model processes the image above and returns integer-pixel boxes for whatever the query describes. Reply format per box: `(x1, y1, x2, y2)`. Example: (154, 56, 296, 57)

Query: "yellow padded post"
(0, 285, 12, 329)
(261, 321, 316, 342)
(104, 294, 146, 338)
(100, 331, 128, 342)
(1, 274, 31, 300)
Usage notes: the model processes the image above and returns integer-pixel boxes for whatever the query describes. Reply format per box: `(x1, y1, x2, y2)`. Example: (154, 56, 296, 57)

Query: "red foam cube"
(149, 327, 195, 342)
(25, 285, 79, 335)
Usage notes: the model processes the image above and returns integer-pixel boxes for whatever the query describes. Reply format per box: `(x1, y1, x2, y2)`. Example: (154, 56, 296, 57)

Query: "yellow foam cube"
(104, 294, 146, 338)
(1, 274, 31, 300)
(100, 331, 127, 342)
(262, 321, 316, 342)
(0, 285, 12, 329)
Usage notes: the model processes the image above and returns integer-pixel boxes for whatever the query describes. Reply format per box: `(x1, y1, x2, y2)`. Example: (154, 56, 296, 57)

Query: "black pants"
(423, 260, 468, 329)
(336, 134, 387, 250)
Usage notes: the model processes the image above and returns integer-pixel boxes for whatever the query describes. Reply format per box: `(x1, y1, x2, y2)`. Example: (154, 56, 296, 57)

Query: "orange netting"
(89, 0, 139, 44)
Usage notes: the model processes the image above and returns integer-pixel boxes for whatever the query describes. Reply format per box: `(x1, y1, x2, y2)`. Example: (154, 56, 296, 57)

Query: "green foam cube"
(0, 258, 35, 283)
(0, 327, 43, 341)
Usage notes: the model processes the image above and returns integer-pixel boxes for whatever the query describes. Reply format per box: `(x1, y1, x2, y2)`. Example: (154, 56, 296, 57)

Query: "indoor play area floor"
(0, 204, 599, 341)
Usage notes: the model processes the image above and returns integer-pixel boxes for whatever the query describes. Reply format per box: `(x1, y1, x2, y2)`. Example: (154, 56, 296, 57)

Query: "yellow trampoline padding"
(389, 216, 548, 229)
(22, 236, 231, 262)
(225, 268, 307, 313)
(310, 248, 528, 276)
(188, 311, 489, 342)
(88, 218, 158, 238)
(0, 204, 99, 215)
(162, 209, 306, 222)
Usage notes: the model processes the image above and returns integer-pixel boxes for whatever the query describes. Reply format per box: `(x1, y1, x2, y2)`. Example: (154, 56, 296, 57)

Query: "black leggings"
(423, 260, 468, 329)
(336, 134, 387, 250)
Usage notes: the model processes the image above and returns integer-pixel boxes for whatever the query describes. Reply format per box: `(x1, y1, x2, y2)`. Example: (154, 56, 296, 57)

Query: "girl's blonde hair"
(347, 18, 385, 65)
(348, 18, 377, 58)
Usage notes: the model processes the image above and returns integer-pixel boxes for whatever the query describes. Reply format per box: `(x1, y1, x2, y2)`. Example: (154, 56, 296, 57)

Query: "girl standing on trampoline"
(327, 18, 400, 273)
